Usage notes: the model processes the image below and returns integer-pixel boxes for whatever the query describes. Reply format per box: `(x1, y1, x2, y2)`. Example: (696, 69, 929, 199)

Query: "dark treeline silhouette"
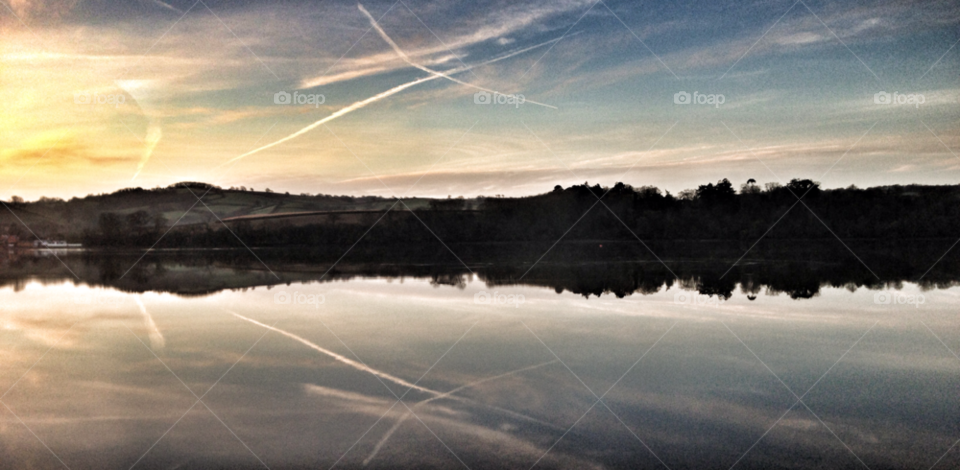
(77, 178, 960, 248)
(1, 241, 958, 300)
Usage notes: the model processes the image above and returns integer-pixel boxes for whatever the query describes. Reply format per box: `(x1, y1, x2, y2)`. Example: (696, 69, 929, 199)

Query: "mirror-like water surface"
(1, 250, 958, 469)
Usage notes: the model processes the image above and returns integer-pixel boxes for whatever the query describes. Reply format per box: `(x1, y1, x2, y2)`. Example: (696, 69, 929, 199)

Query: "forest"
(61, 178, 960, 248)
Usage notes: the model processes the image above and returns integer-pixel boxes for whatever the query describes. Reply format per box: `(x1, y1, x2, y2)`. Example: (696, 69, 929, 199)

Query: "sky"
(1, 0, 958, 200)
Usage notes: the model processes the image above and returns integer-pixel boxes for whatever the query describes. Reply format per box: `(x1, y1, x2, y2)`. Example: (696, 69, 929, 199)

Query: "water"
(1, 250, 958, 469)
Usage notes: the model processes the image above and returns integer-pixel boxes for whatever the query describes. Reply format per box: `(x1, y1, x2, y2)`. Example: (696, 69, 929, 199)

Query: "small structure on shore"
(32, 240, 82, 248)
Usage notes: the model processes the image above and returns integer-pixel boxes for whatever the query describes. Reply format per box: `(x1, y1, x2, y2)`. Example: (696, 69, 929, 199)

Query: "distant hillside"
(2, 179, 959, 248)
(0, 182, 465, 242)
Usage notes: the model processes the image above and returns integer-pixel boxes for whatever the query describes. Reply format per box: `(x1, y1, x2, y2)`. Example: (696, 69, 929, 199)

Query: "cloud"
(297, 0, 593, 89)
(5, 0, 79, 22)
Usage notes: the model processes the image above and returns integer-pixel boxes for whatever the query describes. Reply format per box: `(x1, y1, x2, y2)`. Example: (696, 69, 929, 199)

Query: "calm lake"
(1, 246, 958, 469)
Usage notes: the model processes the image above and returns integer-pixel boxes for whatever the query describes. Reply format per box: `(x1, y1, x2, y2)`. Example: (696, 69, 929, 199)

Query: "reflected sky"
(1, 278, 958, 469)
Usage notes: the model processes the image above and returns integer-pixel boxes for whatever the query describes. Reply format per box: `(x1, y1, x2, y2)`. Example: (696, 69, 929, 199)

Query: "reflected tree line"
(1, 240, 958, 300)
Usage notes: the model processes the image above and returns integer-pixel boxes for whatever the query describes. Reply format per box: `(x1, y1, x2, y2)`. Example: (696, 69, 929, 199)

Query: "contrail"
(135, 297, 165, 350)
(230, 311, 442, 397)
(358, 3, 556, 109)
(234, 309, 564, 458)
(224, 36, 564, 165)
(222, 74, 440, 166)
(116, 80, 163, 181)
(363, 359, 558, 465)
(141, 0, 184, 14)
(132, 124, 161, 181)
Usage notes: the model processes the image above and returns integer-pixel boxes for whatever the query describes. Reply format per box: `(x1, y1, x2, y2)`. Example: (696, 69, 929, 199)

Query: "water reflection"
(1, 240, 959, 300)
(1, 245, 958, 469)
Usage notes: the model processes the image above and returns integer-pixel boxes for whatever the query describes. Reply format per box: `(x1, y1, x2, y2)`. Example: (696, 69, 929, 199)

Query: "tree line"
(75, 178, 960, 248)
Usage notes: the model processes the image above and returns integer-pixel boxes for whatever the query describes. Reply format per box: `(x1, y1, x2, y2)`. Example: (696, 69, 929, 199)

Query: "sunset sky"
(2, 0, 958, 201)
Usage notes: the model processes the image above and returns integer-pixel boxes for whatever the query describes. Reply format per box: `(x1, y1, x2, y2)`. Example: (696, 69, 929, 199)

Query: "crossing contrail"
(230, 311, 442, 397)
(223, 36, 564, 165)
(364, 359, 558, 465)
(358, 3, 556, 109)
(135, 297, 165, 350)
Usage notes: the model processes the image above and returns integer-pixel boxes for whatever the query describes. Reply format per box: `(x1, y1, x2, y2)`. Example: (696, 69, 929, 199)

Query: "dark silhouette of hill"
(2, 178, 958, 248)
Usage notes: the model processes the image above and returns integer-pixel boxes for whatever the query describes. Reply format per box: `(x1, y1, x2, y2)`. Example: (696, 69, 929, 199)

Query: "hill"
(2, 179, 959, 248)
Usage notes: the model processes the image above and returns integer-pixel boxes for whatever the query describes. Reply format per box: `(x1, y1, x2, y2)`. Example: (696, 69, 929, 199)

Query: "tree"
(785, 178, 820, 197)
(98, 213, 124, 238)
(696, 178, 736, 203)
